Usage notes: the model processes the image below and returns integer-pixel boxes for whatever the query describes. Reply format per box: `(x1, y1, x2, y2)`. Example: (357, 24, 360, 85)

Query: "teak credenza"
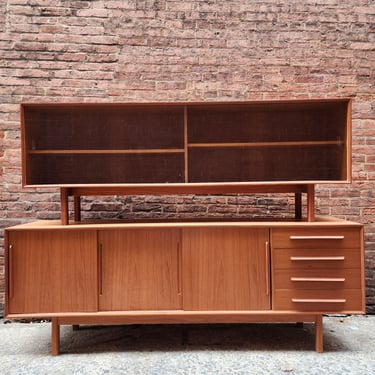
(5, 99, 365, 354)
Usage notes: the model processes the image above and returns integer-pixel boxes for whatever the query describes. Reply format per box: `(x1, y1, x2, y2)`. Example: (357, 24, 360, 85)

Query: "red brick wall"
(0, 0, 374, 313)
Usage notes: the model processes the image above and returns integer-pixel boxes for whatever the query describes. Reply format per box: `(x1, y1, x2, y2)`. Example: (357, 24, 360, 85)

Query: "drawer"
(273, 289, 364, 313)
(272, 248, 361, 270)
(271, 228, 360, 249)
(273, 269, 362, 290)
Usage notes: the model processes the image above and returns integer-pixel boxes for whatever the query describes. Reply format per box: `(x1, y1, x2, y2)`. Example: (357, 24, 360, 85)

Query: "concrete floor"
(0, 315, 374, 374)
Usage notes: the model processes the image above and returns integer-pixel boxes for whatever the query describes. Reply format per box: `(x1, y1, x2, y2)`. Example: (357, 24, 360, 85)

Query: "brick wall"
(0, 0, 374, 313)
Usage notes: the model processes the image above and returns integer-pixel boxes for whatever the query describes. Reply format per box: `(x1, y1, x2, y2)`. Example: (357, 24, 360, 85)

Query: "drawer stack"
(271, 227, 364, 313)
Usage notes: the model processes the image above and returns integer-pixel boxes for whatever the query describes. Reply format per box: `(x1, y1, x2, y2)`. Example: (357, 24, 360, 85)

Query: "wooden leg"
(315, 314, 323, 353)
(60, 188, 69, 225)
(295, 192, 302, 220)
(307, 184, 315, 222)
(74, 196, 81, 222)
(51, 318, 60, 356)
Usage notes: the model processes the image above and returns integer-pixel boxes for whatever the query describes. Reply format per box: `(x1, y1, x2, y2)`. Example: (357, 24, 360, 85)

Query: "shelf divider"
(184, 105, 189, 183)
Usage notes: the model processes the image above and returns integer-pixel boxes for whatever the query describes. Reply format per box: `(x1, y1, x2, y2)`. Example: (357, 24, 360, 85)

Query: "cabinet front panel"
(182, 228, 270, 311)
(7, 230, 97, 314)
(99, 229, 181, 311)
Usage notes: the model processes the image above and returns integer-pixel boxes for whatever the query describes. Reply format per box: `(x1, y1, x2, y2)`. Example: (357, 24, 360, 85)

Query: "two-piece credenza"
(5, 99, 365, 354)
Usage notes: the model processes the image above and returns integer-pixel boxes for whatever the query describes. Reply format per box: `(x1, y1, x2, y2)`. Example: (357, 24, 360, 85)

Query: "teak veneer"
(4, 99, 365, 355)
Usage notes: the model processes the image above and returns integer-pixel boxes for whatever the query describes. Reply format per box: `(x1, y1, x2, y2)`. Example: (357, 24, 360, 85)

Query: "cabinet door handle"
(98, 244, 103, 296)
(265, 241, 270, 296)
(8, 244, 13, 299)
(290, 256, 345, 261)
(292, 298, 346, 303)
(177, 242, 182, 296)
(289, 235, 344, 240)
(291, 277, 345, 282)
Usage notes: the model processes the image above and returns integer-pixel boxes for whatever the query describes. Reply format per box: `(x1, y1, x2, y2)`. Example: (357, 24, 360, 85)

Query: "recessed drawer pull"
(289, 235, 345, 240)
(292, 298, 346, 303)
(290, 256, 345, 261)
(291, 277, 345, 282)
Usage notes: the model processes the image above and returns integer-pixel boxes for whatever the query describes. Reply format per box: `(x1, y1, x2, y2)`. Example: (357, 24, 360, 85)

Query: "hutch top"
(21, 99, 352, 223)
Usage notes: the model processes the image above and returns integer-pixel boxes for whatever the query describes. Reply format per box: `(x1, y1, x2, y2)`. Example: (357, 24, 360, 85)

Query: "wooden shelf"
(28, 149, 185, 155)
(188, 140, 345, 148)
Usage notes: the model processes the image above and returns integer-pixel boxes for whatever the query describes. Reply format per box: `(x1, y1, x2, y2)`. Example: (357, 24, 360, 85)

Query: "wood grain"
(8, 230, 97, 314)
(99, 229, 181, 310)
(182, 227, 270, 310)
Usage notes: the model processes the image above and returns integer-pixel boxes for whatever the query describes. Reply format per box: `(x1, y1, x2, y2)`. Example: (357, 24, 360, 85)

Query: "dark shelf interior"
(22, 100, 350, 186)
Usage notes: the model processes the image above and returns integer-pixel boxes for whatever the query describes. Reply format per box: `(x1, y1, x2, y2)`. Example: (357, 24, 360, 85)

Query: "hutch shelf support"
(60, 183, 316, 225)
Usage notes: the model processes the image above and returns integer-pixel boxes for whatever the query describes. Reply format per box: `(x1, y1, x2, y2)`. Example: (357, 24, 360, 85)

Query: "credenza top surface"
(6, 216, 362, 231)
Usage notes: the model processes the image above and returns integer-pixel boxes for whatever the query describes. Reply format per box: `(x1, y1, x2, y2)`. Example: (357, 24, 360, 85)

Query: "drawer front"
(273, 269, 361, 290)
(271, 225, 364, 313)
(273, 248, 361, 270)
(273, 289, 363, 313)
(272, 228, 360, 249)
